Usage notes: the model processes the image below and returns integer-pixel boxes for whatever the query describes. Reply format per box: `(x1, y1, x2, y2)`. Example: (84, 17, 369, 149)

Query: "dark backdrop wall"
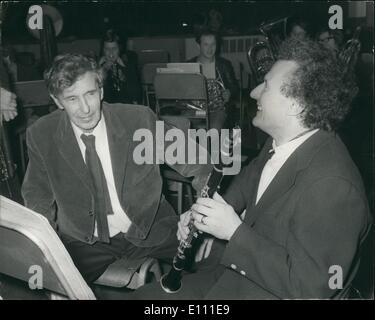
(3, 1, 343, 42)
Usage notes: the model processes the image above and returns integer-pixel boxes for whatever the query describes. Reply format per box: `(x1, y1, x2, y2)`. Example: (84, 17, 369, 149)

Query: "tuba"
(247, 17, 289, 88)
(206, 71, 226, 112)
(338, 26, 362, 76)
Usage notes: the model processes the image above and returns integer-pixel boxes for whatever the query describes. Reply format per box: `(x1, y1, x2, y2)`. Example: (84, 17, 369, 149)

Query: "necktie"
(81, 134, 111, 243)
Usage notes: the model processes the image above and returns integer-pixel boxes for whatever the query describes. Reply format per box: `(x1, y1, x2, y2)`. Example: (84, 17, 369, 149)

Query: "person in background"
(187, 29, 239, 131)
(0, 87, 17, 122)
(286, 16, 313, 40)
(99, 29, 142, 104)
(207, 8, 223, 34)
(191, 13, 206, 37)
(0, 52, 20, 201)
(316, 27, 344, 54)
(1, 46, 17, 83)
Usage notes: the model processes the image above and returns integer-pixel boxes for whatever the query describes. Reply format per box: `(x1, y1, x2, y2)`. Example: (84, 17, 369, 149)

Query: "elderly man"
(128, 38, 372, 299)
(21, 53, 211, 284)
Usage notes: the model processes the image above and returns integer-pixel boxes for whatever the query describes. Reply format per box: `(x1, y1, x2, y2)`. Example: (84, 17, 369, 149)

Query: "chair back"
(154, 73, 207, 101)
(160, 115, 191, 134)
(14, 80, 52, 108)
(141, 63, 167, 85)
(138, 49, 170, 66)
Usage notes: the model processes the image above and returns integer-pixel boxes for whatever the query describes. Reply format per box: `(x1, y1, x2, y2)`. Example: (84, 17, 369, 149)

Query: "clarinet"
(160, 126, 241, 293)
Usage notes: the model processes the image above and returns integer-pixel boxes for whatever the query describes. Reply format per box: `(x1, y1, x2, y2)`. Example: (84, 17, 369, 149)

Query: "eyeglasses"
(318, 36, 334, 43)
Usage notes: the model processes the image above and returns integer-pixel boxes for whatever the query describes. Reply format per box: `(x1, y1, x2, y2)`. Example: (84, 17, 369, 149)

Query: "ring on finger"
(201, 215, 207, 225)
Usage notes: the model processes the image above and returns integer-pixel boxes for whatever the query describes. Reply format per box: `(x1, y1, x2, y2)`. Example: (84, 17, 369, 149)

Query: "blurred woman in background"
(99, 29, 142, 104)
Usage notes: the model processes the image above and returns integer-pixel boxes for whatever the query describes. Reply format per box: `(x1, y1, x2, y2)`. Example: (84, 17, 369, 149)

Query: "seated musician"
(21, 53, 211, 285)
(187, 29, 239, 131)
(316, 27, 344, 55)
(99, 29, 142, 104)
(127, 38, 372, 299)
(0, 52, 19, 199)
(286, 15, 313, 40)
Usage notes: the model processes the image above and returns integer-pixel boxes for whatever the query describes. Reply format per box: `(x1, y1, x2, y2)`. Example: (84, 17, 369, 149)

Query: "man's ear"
(50, 94, 64, 110)
(287, 101, 304, 116)
(100, 86, 104, 101)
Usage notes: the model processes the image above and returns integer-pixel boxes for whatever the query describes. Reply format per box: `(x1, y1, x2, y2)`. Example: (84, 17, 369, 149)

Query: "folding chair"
(141, 63, 167, 107)
(154, 73, 210, 130)
(159, 116, 194, 214)
(138, 49, 170, 66)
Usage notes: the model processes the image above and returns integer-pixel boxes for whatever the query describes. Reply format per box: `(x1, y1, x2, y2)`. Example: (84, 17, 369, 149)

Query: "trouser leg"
(61, 233, 126, 284)
(120, 239, 227, 300)
(61, 224, 179, 285)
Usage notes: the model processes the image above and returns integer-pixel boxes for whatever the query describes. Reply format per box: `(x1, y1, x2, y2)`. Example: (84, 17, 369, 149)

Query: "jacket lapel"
(245, 130, 331, 226)
(247, 155, 298, 225)
(54, 111, 94, 194)
(102, 105, 131, 199)
(248, 141, 273, 209)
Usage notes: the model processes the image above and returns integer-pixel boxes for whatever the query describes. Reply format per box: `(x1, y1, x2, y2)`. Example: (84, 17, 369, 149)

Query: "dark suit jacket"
(209, 130, 372, 299)
(22, 103, 211, 247)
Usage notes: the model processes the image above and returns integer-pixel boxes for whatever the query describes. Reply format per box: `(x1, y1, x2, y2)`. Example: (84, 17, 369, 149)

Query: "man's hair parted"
(44, 53, 103, 97)
(277, 38, 358, 131)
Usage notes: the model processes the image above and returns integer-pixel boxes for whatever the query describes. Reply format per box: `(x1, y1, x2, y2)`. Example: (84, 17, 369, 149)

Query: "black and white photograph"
(0, 0, 373, 305)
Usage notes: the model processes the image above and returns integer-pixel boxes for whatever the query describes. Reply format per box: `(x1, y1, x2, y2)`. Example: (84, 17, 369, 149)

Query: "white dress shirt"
(256, 129, 319, 204)
(71, 114, 131, 237)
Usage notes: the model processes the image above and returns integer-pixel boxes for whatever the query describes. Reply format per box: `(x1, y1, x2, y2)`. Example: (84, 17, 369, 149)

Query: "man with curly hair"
(129, 38, 372, 299)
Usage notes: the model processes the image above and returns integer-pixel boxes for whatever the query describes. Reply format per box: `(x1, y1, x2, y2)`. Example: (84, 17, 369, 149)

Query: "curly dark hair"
(44, 53, 103, 97)
(277, 38, 358, 131)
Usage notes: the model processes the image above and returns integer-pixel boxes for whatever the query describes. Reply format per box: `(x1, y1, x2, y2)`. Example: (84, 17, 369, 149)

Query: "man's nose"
(250, 82, 263, 100)
(79, 97, 90, 114)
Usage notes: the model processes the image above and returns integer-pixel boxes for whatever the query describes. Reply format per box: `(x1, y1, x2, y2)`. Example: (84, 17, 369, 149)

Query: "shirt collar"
(271, 129, 319, 157)
(71, 112, 106, 142)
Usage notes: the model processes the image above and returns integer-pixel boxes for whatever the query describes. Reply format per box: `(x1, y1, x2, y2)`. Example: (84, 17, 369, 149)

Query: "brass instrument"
(338, 26, 362, 75)
(187, 69, 226, 112)
(206, 77, 226, 112)
(247, 17, 289, 87)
